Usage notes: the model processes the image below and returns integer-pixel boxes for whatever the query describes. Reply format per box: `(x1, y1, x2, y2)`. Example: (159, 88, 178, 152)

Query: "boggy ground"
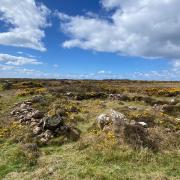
(0, 79, 180, 180)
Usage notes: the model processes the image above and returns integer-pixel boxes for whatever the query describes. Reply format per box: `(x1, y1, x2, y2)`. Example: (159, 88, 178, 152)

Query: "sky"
(0, 0, 180, 80)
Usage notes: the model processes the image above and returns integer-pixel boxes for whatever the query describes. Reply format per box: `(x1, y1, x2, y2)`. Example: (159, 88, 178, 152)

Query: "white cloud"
(0, 63, 179, 80)
(0, 0, 50, 51)
(0, 53, 42, 66)
(53, 64, 59, 68)
(0, 64, 16, 71)
(58, 0, 180, 61)
(97, 70, 112, 74)
(172, 60, 180, 70)
(101, 0, 123, 9)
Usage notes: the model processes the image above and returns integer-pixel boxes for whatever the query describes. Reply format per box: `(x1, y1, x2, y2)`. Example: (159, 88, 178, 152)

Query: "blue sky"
(0, 0, 180, 80)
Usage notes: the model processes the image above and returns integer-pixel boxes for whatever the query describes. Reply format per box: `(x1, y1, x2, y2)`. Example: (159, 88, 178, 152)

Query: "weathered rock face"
(97, 113, 111, 130)
(10, 100, 80, 144)
(43, 115, 63, 131)
(97, 110, 128, 130)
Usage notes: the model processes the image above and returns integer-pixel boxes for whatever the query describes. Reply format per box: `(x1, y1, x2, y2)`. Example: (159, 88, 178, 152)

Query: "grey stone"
(43, 115, 63, 130)
(32, 110, 44, 119)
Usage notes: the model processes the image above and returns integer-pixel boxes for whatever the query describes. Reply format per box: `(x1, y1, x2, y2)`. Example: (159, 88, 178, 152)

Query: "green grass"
(4, 142, 178, 180)
(0, 140, 35, 179)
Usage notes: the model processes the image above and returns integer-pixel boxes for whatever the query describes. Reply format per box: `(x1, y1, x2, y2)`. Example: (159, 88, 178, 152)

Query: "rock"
(128, 106, 138, 110)
(130, 120, 136, 125)
(40, 138, 48, 144)
(55, 125, 69, 135)
(97, 113, 111, 130)
(10, 110, 16, 115)
(20, 108, 29, 113)
(111, 110, 127, 126)
(111, 110, 128, 138)
(36, 130, 53, 143)
(97, 110, 127, 130)
(30, 122, 38, 127)
(25, 101, 32, 105)
(44, 130, 53, 139)
(10, 99, 81, 144)
(165, 128, 171, 132)
(96, 109, 161, 150)
(43, 114, 63, 131)
(137, 122, 148, 128)
(33, 126, 42, 135)
(32, 110, 44, 119)
(20, 103, 28, 109)
(169, 98, 180, 105)
(66, 92, 73, 96)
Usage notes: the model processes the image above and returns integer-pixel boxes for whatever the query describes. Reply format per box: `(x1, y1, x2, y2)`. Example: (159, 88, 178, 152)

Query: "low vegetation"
(0, 79, 179, 179)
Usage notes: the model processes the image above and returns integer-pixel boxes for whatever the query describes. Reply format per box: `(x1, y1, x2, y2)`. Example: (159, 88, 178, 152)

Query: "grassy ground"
(0, 80, 180, 179)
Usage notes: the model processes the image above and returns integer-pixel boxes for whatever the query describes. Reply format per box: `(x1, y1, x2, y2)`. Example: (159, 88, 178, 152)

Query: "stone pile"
(10, 99, 78, 144)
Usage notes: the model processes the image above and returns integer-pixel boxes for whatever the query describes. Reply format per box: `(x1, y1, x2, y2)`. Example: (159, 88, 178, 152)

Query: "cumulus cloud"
(0, 53, 42, 66)
(0, 0, 50, 51)
(58, 0, 180, 61)
(172, 60, 180, 70)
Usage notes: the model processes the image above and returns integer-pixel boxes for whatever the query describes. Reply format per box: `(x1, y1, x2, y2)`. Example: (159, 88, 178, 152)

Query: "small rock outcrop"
(97, 110, 157, 150)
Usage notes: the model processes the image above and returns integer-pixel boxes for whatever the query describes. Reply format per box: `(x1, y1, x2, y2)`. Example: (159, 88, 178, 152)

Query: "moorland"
(0, 79, 180, 179)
